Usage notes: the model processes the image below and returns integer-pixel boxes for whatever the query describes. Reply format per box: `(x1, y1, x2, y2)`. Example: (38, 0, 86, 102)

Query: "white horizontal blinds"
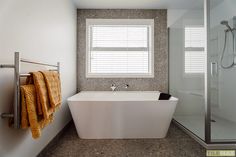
(185, 27, 205, 48)
(185, 51, 205, 73)
(92, 26, 148, 48)
(90, 25, 150, 74)
(184, 27, 205, 74)
(91, 51, 148, 73)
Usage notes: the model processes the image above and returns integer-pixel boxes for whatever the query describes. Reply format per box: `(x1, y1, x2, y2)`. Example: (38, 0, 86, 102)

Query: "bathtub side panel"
(68, 100, 177, 139)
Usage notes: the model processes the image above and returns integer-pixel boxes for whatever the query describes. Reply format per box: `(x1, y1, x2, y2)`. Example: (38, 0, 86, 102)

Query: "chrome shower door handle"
(210, 62, 218, 77)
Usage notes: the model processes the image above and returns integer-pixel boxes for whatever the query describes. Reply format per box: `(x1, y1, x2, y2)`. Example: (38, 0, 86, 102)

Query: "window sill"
(86, 74, 155, 78)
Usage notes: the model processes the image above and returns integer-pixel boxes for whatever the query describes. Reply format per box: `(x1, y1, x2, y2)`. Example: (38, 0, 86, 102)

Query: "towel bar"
(1, 113, 14, 118)
(0, 64, 15, 68)
(0, 52, 60, 129)
(20, 74, 31, 77)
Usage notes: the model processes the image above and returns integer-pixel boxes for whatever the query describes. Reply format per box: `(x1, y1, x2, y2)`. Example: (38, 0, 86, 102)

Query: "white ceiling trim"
(73, 0, 204, 9)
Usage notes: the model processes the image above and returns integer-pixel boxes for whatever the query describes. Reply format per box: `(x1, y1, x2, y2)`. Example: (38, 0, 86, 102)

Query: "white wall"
(0, 0, 77, 157)
(210, 0, 236, 28)
(167, 9, 187, 27)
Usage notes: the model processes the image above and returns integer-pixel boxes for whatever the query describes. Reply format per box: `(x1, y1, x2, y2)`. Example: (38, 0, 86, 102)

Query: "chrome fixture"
(221, 20, 233, 32)
(220, 17, 236, 69)
(110, 83, 129, 91)
(111, 84, 117, 91)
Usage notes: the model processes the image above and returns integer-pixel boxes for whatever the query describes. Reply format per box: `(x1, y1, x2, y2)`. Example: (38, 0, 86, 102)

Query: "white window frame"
(183, 25, 205, 77)
(86, 19, 154, 78)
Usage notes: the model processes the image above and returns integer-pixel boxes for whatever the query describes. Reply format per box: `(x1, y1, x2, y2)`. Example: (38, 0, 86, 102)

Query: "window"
(86, 19, 154, 78)
(184, 26, 205, 74)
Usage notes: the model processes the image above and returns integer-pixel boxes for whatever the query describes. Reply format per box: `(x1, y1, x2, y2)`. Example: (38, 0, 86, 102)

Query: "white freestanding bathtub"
(67, 91, 178, 139)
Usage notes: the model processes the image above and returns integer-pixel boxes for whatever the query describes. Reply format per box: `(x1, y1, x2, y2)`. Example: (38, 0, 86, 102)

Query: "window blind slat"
(184, 26, 205, 74)
(92, 26, 148, 48)
(90, 51, 149, 74)
(185, 27, 205, 48)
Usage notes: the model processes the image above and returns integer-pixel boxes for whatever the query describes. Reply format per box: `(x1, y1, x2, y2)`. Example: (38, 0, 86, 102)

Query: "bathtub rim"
(67, 91, 178, 102)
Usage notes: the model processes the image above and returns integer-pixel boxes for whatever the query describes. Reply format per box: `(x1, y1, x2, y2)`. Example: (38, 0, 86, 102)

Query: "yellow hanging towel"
(21, 85, 44, 139)
(41, 71, 61, 109)
(32, 72, 55, 119)
(21, 74, 54, 139)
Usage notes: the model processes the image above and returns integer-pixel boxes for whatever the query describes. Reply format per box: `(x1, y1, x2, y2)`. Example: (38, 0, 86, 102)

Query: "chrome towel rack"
(0, 52, 60, 129)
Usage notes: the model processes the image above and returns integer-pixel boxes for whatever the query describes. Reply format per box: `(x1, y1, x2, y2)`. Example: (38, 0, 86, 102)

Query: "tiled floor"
(38, 122, 205, 157)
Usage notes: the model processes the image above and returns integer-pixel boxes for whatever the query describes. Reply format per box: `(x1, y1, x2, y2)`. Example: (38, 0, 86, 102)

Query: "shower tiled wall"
(77, 9, 168, 92)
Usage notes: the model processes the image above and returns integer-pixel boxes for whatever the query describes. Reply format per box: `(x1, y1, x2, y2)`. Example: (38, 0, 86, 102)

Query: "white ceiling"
(73, 0, 204, 9)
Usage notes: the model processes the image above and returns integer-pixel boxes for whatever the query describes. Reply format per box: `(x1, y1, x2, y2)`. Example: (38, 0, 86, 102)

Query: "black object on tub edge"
(159, 93, 171, 100)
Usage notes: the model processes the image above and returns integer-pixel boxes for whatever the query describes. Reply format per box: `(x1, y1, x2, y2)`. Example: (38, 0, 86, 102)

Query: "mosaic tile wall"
(77, 9, 168, 92)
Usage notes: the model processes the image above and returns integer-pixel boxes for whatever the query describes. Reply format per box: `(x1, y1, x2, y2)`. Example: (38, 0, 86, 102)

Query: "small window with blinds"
(86, 19, 154, 78)
(184, 26, 205, 74)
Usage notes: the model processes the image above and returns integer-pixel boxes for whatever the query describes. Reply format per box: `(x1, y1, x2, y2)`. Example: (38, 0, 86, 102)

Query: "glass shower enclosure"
(208, 0, 236, 143)
(169, 0, 236, 146)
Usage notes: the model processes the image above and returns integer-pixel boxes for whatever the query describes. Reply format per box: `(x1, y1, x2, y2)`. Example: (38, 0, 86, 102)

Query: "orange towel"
(41, 71, 61, 109)
(21, 76, 34, 129)
(21, 75, 53, 139)
(21, 86, 29, 129)
(21, 85, 43, 138)
(32, 72, 54, 119)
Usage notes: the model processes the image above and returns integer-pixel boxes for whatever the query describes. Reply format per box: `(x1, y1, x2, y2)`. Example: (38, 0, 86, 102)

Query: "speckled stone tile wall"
(77, 9, 168, 92)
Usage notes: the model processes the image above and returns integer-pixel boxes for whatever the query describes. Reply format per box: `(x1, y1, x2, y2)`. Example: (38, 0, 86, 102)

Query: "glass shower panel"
(209, 0, 236, 141)
(169, 1, 205, 140)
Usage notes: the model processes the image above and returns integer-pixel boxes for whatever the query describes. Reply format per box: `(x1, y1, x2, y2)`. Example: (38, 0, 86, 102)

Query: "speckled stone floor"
(38, 122, 206, 157)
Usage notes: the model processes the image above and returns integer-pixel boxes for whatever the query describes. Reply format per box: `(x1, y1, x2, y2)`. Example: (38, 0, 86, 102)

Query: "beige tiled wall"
(77, 9, 168, 92)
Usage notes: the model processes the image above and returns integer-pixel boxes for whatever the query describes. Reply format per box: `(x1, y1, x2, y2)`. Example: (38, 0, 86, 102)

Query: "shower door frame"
(205, 0, 212, 144)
